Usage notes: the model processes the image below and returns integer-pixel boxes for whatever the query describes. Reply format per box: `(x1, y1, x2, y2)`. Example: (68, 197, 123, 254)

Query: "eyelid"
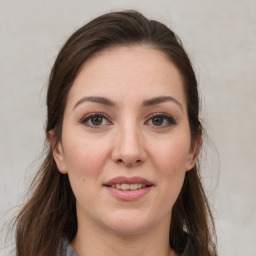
(145, 112, 177, 127)
(79, 112, 176, 129)
(80, 112, 112, 128)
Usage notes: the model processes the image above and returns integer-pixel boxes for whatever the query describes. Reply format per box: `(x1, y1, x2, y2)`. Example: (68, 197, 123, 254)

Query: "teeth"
(121, 184, 130, 190)
(111, 183, 147, 190)
(129, 184, 137, 190)
(116, 184, 122, 189)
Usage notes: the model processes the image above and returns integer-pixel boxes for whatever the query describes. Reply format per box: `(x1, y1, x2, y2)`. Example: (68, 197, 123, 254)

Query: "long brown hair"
(15, 10, 217, 256)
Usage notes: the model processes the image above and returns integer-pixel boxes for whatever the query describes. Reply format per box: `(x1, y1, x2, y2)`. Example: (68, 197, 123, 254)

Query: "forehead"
(66, 45, 186, 108)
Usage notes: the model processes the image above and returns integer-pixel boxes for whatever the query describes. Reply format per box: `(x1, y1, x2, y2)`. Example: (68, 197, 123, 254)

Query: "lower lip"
(105, 186, 152, 201)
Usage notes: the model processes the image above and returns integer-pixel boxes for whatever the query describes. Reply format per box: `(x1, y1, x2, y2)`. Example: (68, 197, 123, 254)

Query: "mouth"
(103, 176, 153, 200)
(106, 183, 150, 190)
(104, 176, 153, 188)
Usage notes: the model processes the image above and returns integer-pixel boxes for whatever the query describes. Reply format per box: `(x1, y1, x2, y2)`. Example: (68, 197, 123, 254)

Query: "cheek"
(63, 138, 109, 204)
(60, 124, 113, 206)
(62, 133, 110, 177)
(152, 137, 191, 174)
(151, 137, 190, 201)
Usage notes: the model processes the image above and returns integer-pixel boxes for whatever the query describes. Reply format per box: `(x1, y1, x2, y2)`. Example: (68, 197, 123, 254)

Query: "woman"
(15, 10, 217, 256)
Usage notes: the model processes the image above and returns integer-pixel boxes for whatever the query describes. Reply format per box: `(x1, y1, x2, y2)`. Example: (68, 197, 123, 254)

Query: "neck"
(72, 214, 176, 256)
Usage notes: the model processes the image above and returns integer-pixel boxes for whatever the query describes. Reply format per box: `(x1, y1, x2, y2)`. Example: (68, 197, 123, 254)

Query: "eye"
(146, 113, 176, 128)
(80, 113, 111, 128)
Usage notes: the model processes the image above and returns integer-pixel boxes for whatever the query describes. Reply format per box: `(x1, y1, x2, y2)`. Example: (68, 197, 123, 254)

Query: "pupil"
(153, 117, 163, 126)
(92, 116, 102, 125)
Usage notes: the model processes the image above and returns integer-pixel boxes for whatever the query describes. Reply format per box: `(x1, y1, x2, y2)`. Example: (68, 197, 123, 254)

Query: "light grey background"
(1, 1, 255, 255)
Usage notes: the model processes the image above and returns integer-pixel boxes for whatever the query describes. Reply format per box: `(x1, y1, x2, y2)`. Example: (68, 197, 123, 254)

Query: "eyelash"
(80, 112, 176, 129)
(80, 112, 111, 128)
(145, 112, 176, 128)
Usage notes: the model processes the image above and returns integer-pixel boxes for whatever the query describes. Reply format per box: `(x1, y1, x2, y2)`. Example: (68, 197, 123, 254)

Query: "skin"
(52, 45, 200, 256)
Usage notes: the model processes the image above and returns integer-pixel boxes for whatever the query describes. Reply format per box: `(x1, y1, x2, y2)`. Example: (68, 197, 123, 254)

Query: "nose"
(111, 122, 147, 167)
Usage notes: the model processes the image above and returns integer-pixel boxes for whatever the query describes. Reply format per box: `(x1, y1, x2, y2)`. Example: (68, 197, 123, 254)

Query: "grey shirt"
(57, 238, 77, 256)
(57, 235, 196, 256)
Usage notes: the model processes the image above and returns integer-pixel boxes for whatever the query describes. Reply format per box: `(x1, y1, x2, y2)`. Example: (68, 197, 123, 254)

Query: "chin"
(101, 211, 162, 235)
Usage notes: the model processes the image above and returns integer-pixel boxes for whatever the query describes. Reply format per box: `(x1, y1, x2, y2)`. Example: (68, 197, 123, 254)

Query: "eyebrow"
(73, 95, 183, 111)
(73, 96, 115, 110)
(142, 96, 183, 112)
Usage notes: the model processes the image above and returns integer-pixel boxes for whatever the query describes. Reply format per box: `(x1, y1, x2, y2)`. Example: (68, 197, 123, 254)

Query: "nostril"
(115, 158, 142, 166)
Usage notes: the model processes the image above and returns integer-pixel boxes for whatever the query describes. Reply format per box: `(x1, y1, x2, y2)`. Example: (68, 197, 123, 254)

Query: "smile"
(110, 183, 147, 190)
(104, 176, 153, 200)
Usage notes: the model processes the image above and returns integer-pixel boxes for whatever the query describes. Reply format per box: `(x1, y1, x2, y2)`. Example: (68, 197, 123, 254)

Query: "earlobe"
(48, 130, 68, 174)
(186, 134, 201, 171)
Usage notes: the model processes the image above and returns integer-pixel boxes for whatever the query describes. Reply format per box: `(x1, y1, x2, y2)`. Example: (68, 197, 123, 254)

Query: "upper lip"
(104, 176, 153, 186)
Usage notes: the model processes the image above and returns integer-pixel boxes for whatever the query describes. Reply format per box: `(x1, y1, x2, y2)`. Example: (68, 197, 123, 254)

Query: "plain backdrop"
(1, 1, 256, 255)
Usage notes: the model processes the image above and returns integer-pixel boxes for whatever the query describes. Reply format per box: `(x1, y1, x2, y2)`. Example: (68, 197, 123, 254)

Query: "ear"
(186, 133, 201, 171)
(48, 130, 68, 174)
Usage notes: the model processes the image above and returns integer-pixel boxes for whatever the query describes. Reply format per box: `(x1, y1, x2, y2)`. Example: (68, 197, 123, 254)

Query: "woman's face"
(53, 46, 198, 235)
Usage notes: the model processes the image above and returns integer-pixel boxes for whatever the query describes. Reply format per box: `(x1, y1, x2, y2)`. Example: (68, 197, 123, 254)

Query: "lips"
(104, 176, 153, 186)
(103, 176, 153, 200)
